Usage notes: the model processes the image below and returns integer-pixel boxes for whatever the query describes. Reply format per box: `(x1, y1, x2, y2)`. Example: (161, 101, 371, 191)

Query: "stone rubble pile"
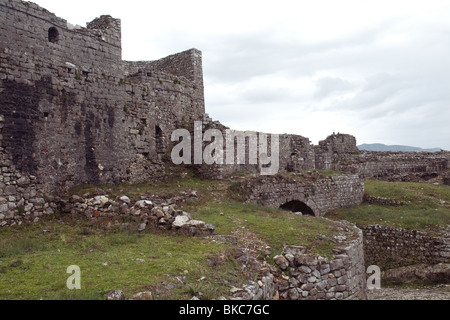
(56, 194, 215, 236)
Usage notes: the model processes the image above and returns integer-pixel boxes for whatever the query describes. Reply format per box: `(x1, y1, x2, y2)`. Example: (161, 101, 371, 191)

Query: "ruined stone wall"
(280, 134, 316, 172)
(124, 49, 205, 127)
(191, 116, 316, 180)
(182, 119, 448, 182)
(362, 225, 450, 270)
(334, 151, 449, 180)
(272, 221, 367, 300)
(232, 173, 364, 217)
(1, 0, 127, 193)
(315, 133, 359, 171)
(314, 133, 449, 180)
(0, 0, 206, 226)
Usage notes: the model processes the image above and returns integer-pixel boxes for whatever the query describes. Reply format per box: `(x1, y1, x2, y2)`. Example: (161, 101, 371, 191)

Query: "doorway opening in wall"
(280, 200, 315, 216)
(155, 125, 164, 154)
(48, 27, 59, 43)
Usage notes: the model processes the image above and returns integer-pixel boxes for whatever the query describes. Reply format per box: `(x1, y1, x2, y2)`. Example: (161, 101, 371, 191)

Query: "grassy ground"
(5, 173, 444, 300)
(328, 180, 450, 232)
(0, 171, 349, 300)
(184, 201, 342, 260)
(0, 215, 245, 300)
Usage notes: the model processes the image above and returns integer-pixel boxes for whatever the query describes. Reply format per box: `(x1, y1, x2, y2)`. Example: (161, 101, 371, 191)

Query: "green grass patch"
(68, 171, 220, 202)
(0, 217, 242, 300)
(184, 201, 344, 259)
(365, 180, 450, 203)
(329, 180, 450, 231)
(0, 172, 366, 300)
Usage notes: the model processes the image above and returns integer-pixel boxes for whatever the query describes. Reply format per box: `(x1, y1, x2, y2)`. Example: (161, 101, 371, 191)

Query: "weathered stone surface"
(231, 174, 365, 217)
(274, 255, 289, 270)
(383, 264, 450, 285)
(131, 291, 153, 300)
(119, 196, 131, 204)
(233, 221, 367, 301)
(106, 289, 125, 301)
(173, 215, 190, 228)
(363, 225, 450, 270)
(135, 200, 153, 209)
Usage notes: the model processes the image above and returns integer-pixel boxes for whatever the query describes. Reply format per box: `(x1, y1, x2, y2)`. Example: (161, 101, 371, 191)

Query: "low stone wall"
(363, 195, 408, 206)
(333, 151, 449, 181)
(362, 225, 450, 270)
(54, 193, 214, 236)
(273, 222, 367, 300)
(232, 220, 367, 300)
(0, 167, 55, 227)
(233, 173, 364, 217)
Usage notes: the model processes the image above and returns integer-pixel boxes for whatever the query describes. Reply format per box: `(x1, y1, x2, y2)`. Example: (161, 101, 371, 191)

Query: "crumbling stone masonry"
(0, 0, 205, 225)
(232, 172, 365, 217)
(234, 220, 367, 300)
(273, 223, 367, 300)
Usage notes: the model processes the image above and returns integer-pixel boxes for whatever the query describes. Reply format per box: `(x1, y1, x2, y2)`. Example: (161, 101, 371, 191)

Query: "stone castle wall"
(193, 125, 449, 181)
(0, 0, 205, 226)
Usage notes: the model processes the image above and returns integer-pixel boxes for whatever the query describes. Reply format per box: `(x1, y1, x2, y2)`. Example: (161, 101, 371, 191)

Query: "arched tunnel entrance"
(280, 200, 315, 216)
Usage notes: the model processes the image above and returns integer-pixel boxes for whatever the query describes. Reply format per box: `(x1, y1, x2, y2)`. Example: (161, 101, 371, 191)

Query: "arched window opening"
(280, 200, 315, 216)
(48, 27, 59, 43)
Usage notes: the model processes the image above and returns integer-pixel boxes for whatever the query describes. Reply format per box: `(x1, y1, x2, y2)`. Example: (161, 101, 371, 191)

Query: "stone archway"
(280, 200, 315, 216)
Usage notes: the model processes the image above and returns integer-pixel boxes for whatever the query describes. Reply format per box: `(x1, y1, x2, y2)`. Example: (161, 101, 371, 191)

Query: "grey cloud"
(141, 12, 450, 149)
(314, 77, 354, 99)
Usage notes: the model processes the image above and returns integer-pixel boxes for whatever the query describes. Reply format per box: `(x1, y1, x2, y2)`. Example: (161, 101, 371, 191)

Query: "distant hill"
(358, 143, 443, 153)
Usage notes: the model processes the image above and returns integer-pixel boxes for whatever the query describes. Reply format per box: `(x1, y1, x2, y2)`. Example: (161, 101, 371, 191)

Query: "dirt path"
(367, 285, 450, 300)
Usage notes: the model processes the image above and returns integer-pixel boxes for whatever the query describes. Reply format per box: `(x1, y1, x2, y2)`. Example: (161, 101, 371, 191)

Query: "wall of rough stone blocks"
(0, 0, 206, 226)
(333, 151, 449, 180)
(315, 133, 359, 171)
(273, 221, 367, 300)
(192, 127, 449, 182)
(362, 225, 450, 270)
(191, 117, 317, 180)
(233, 173, 365, 217)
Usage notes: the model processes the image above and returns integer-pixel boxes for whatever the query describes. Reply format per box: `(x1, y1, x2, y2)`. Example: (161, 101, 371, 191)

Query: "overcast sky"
(31, 0, 450, 150)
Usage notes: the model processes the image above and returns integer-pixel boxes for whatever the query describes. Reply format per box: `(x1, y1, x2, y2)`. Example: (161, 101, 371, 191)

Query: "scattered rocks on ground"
(58, 194, 215, 237)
